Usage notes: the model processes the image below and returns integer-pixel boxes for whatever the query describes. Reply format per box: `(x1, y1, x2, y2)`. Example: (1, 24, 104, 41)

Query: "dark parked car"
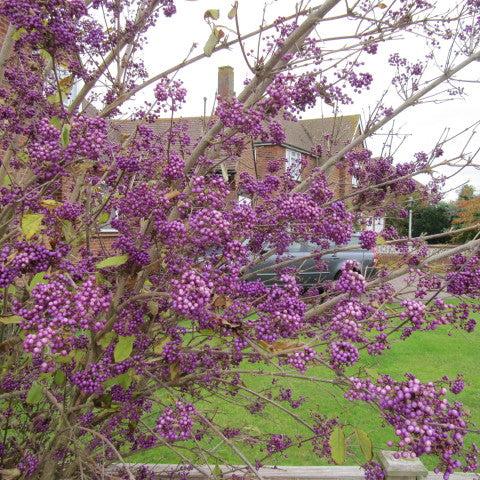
(247, 234, 376, 289)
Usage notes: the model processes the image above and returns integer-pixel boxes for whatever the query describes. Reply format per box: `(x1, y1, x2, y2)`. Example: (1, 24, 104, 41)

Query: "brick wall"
(0, 17, 9, 46)
(236, 143, 352, 199)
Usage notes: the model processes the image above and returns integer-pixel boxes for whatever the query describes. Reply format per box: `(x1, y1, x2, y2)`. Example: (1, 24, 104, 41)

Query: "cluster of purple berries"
(330, 341, 359, 368)
(359, 230, 377, 250)
(286, 347, 316, 372)
(336, 261, 366, 295)
(156, 402, 196, 442)
(266, 434, 292, 454)
(346, 374, 471, 476)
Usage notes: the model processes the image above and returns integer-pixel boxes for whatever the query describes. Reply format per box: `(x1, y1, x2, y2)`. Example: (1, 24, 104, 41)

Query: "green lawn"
(129, 300, 480, 468)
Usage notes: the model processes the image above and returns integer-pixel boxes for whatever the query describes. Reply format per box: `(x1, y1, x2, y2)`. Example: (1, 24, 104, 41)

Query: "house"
(110, 66, 361, 203)
(91, 66, 365, 254)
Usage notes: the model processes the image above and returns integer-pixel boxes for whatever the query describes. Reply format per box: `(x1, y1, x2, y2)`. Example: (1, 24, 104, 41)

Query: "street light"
(408, 196, 413, 240)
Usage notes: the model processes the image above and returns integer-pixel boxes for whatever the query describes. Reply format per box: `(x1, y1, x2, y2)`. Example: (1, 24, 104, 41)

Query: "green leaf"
(61, 220, 76, 243)
(204, 28, 224, 57)
(26, 382, 43, 405)
(17, 151, 29, 165)
(47, 92, 61, 105)
(28, 272, 47, 291)
(50, 116, 62, 130)
(12, 28, 26, 41)
(204, 9, 220, 20)
(98, 211, 110, 225)
(0, 174, 11, 187)
(54, 370, 66, 386)
(21, 213, 44, 240)
(153, 336, 171, 354)
(39, 49, 52, 64)
(228, 3, 238, 19)
(376, 236, 386, 245)
(365, 367, 379, 380)
(97, 331, 116, 350)
(355, 429, 373, 462)
(114, 335, 135, 363)
(104, 372, 133, 389)
(60, 124, 71, 148)
(329, 427, 345, 465)
(0, 315, 22, 325)
(96, 255, 129, 269)
(212, 465, 222, 478)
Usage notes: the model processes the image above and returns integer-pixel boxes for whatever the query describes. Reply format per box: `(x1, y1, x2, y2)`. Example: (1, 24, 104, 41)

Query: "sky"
(139, 0, 480, 200)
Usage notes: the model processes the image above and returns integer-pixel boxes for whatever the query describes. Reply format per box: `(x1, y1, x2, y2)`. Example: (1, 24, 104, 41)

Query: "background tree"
(0, 1, 479, 479)
(388, 200, 455, 244)
(453, 185, 480, 243)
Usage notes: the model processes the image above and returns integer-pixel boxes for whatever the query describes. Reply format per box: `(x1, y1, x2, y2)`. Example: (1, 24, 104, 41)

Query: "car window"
(288, 242, 305, 253)
(348, 235, 360, 246)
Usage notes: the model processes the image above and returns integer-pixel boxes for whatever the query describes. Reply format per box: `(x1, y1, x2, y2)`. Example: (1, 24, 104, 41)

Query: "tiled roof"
(109, 114, 361, 163)
(109, 116, 209, 145)
(273, 114, 361, 156)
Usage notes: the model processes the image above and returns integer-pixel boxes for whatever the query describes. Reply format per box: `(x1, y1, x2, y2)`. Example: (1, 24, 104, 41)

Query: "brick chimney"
(218, 66, 234, 99)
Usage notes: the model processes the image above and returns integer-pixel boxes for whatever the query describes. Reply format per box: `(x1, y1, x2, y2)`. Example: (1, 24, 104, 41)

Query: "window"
(238, 194, 252, 206)
(285, 148, 302, 180)
(55, 67, 81, 107)
(99, 210, 118, 233)
(97, 183, 118, 233)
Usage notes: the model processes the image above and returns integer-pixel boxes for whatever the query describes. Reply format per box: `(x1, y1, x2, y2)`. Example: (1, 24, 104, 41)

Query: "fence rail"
(112, 452, 478, 480)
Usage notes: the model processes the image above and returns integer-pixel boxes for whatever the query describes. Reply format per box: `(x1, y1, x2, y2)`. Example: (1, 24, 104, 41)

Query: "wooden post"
(378, 451, 428, 480)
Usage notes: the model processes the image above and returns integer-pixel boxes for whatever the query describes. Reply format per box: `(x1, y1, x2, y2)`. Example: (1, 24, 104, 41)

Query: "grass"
(129, 300, 480, 468)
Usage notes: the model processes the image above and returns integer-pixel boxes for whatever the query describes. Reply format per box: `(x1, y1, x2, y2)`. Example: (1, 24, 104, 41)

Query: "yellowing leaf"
(204, 9, 220, 20)
(204, 28, 224, 57)
(169, 362, 180, 381)
(0, 467, 21, 480)
(40, 199, 61, 210)
(228, 3, 238, 19)
(96, 254, 129, 269)
(21, 213, 44, 240)
(58, 75, 74, 95)
(329, 427, 345, 465)
(153, 336, 171, 354)
(148, 301, 159, 316)
(0, 315, 22, 325)
(39, 49, 52, 63)
(165, 189, 180, 200)
(356, 429, 373, 461)
(114, 335, 135, 363)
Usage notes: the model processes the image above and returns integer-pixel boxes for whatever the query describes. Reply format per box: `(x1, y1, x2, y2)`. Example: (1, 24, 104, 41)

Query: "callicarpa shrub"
(0, 0, 479, 479)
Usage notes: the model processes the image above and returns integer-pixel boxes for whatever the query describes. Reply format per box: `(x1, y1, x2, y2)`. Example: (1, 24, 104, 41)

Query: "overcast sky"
(139, 0, 480, 200)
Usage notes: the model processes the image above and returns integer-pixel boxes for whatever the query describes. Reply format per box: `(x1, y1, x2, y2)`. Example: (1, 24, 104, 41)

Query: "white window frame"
(285, 148, 302, 180)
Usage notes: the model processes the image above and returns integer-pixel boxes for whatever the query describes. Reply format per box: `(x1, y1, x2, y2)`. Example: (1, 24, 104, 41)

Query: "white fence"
(113, 451, 477, 480)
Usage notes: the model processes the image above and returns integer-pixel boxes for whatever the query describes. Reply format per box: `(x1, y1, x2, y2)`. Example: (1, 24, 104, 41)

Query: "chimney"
(218, 66, 234, 99)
